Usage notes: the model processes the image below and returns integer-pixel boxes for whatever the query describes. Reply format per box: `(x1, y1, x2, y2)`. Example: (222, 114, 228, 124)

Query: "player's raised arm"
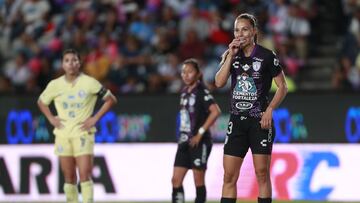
(215, 50, 232, 88)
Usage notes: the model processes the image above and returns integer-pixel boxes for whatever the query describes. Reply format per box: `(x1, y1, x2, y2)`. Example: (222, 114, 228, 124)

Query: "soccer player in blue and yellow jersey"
(38, 49, 117, 203)
(172, 58, 221, 203)
(215, 13, 288, 203)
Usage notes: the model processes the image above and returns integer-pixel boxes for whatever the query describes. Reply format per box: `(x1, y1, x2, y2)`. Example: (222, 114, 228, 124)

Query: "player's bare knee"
(223, 171, 237, 185)
(193, 175, 205, 186)
(255, 168, 269, 184)
(171, 176, 182, 187)
(78, 169, 92, 182)
(63, 174, 77, 184)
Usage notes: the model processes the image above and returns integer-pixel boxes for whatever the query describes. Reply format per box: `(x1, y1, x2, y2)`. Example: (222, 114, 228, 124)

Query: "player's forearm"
(93, 95, 117, 122)
(201, 104, 221, 131)
(215, 52, 232, 88)
(268, 82, 288, 111)
(37, 100, 55, 121)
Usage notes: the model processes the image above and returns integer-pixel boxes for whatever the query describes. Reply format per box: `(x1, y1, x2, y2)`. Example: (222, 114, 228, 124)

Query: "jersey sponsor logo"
(68, 111, 75, 118)
(68, 95, 75, 100)
(252, 61, 261, 71)
(268, 128, 273, 142)
(241, 64, 250, 71)
(179, 109, 191, 133)
(253, 57, 264, 62)
(252, 71, 261, 79)
(201, 144, 207, 163)
(235, 102, 253, 110)
(80, 137, 86, 147)
(189, 95, 195, 106)
(63, 102, 68, 109)
(235, 74, 256, 92)
(232, 74, 258, 103)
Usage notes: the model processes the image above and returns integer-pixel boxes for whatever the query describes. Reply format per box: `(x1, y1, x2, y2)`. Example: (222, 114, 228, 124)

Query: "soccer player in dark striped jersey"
(171, 58, 221, 203)
(215, 13, 288, 203)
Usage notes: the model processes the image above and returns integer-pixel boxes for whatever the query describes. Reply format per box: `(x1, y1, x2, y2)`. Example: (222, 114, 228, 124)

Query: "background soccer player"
(215, 13, 288, 203)
(37, 49, 117, 203)
(171, 58, 221, 203)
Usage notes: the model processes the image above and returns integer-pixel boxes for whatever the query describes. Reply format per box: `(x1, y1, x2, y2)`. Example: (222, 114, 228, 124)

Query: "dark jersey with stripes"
(230, 44, 282, 118)
(179, 82, 215, 139)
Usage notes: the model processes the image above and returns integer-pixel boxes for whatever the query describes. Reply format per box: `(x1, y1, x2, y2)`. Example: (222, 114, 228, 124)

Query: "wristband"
(198, 127, 205, 135)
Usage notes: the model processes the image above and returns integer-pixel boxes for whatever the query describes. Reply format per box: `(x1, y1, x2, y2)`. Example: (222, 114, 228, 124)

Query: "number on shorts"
(227, 121, 233, 134)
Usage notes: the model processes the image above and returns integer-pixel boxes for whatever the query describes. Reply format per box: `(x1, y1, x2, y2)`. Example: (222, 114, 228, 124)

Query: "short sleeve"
(201, 89, 215, 110)
(39, 80, 56, 105)
(88, 77, 111, 99)
(269, 51, 283, 77)
(88, 77, 102, 94)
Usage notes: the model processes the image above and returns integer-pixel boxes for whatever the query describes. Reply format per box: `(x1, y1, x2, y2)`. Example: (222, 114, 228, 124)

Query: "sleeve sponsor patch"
(274, 58, 279, 66)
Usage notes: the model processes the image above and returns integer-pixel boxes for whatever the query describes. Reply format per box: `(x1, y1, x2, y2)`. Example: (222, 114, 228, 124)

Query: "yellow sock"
(63, 183, 79, 203)
(81, 180, 94, 203)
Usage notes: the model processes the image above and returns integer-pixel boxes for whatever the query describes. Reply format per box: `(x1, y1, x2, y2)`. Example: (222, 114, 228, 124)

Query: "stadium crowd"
(332, 0, 360, 91)
(1, 0, 356, 94)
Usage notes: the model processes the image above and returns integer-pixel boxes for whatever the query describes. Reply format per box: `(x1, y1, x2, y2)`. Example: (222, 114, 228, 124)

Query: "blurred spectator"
(286, 2, 311, 60)
(165, 0, 194, 16)
(3, 52, 33, 92)
(178, 29, 206, 61)
(179, 5, 210, 42)
(129, 9, 155, 44)
(332, 57, 354, 90)
(155, 52, 182, 93)
(0, 0, 342, 93)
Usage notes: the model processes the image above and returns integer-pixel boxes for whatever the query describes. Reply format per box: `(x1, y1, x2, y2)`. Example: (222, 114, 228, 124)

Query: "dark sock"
(258, 197, 272, 203)
(220, 197, 236, 203)
(195, 185, 206, 203)
(172, 186, 184, 203)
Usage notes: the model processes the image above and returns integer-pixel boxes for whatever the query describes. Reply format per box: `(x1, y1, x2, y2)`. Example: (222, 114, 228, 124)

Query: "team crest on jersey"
(252, 61, 261, 71)
(80, 137, 86, 147)
(78, 90, 87, 98)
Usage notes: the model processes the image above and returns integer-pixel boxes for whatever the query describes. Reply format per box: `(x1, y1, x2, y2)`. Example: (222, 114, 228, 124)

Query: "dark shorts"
(224, 114, 275, 158)
(174, 138, 212, 170)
